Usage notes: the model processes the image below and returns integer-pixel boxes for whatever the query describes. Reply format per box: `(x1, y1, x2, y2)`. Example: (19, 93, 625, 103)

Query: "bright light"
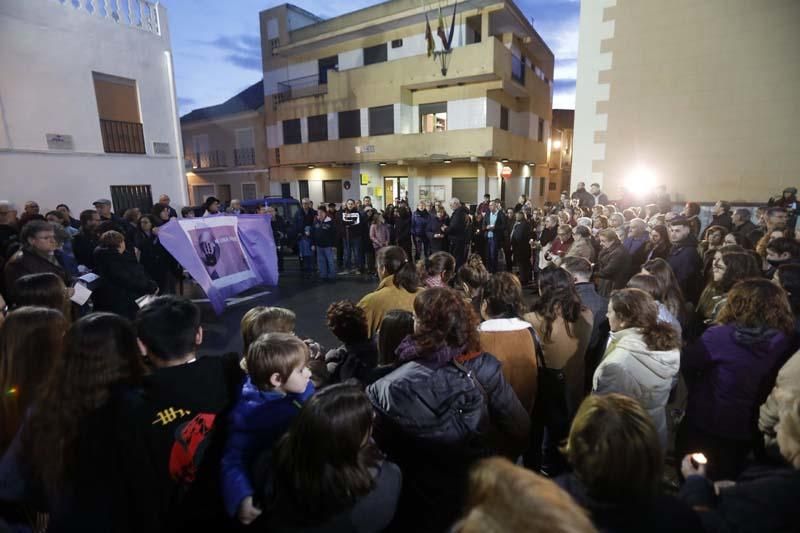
(625, 165, 657, 197)
(552, 139, 562, 150)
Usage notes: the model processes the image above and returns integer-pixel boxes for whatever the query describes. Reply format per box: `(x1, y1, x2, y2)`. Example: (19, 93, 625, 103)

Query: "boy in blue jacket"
(222, 332, 314, 525)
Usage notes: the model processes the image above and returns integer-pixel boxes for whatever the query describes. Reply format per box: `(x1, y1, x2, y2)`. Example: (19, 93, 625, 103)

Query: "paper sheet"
(70, 282, 92, 306)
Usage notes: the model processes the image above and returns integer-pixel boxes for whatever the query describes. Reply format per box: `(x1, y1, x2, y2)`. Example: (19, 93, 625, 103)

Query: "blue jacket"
(312, 216, 337, 248)
(221, 378, 314, 517)
(667, 235, 703, 304)
(411, 209, 430, 237)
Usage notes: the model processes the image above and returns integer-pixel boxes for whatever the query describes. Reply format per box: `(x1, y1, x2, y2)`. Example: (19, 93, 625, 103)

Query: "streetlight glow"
(625, 165, 656, 197)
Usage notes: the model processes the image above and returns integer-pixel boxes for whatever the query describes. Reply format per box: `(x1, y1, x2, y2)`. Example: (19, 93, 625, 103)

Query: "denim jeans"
(487, 236, 499, 273)
(413, 235, 429, 260)
(344, 237, 362, 271)
(316, 247, 336, 279)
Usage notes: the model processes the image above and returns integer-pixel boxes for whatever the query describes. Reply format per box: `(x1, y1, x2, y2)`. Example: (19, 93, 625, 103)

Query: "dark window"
(110, 184, 153, 214)
(338, 110, 361, 139)
(323, 180, 343, 203)
(500, 106, 509, 131)
(549, 181, 557, 191)
(539, 177, 546, 196)
(538, 118, 545, 142)
(280, 183, 291, 198)
(283, 119, 301, 145)
(369, 105, 394, 136)
(298, 180, 310, 200)
(318, 55, 338, 85)
(364, 43, 388, 66)
(391, 39, 403, 48)
(308, 114, 328, 142)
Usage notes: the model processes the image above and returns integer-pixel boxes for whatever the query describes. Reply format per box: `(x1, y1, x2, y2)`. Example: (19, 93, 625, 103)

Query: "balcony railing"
(275, 73, 330, 104)
(511, 54, 525, 85)
(55, 0, 160, 35)
(194, 150, 227, 169)
(100, 119, 146, 154)
(234, 147, 256, 166)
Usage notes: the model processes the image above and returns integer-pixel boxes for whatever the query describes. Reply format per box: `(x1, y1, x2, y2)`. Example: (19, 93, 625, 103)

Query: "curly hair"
(609, 289, 680, 351)
(481, 272, 526, 319)
(715, 278, 794, 334)
(530, 266, 583, 343)
(326, 300, 368, 345)
(457, 255, 490, 297)
(716, 251, 761, 293)
(412, 287, 480, 354)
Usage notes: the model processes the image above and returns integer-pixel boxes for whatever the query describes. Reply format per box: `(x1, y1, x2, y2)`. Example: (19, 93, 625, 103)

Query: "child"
(221, 333, 314, 526)
(323, 300, 378, 385)
(298, 225, 314, 279)
(240, 306, 322, 360)
(312, 206, 337, 281)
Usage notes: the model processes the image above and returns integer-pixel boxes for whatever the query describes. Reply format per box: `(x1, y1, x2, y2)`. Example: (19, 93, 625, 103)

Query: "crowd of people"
(1, 182, 800, 532)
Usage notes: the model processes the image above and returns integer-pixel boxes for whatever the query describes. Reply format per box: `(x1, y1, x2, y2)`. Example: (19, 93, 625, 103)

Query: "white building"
(0, 0, 188, 215)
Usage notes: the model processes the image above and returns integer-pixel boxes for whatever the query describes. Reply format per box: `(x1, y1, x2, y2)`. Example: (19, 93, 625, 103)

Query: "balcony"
(100, 119, 146, 154)
(234, 147, 256, 166)
(193, 150, 227, 169)
(275, 73, 329, 104)
(511, 54, 525, 85)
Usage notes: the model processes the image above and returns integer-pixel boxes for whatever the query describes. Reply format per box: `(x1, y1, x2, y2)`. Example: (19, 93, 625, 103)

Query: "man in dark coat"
(708, 201, 733, 232)
(445, 198, 469, 269)
(411, 202, 430, 260)
(730, 208, 757, 241)
(509, 211, 532, 284)
(623, 218, 651, 276)
(3, 220, 71, 305)
(667, 216, 703, 305)
(589, 183, 609, 207)
(92, 231, 157, 319)
(595, 229, 632, 297)
(571, 182, 594, 208)
(482, 200, 506, 273)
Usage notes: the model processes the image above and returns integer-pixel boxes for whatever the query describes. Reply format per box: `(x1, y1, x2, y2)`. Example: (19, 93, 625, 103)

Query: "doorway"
(193, 185, 215, 205)
(383, 177, 408, 208)
(451, 177, 478, 207)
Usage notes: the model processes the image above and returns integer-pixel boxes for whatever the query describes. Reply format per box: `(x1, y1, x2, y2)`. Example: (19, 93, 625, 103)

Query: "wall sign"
(46, 133, 74, 150)
(153, 142, 170, 154)
(344, 180, 351, 190)
(501, 166, 513, 179)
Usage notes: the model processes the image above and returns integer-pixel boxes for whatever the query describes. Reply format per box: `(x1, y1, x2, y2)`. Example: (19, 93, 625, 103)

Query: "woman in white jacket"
(593, 288, 681, 448)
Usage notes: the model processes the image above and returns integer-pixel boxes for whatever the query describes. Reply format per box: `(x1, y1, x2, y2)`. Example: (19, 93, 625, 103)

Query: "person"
(297, 225, 314, 279)
(539, 214, 558, 247)
(135, 214, 179, 294)
(471, 210, 487, 264)
(564, 224, 595, 264)
(226, 199, 242, 215)
(56, 203, 81, 229)
(427, 205, 449, 253)
(592, 289, 681, 448)
(180, 206, 195, 219)
(477, 194, 491, 216)
(12, 272, 71, 318)
(765, 237, 800, 279)
(0, 307, 66, 455)
(509, 210, 532, 284)
(774, 263, 800, 333)
(339, 199, 364, 275)
(609, 213, 626, 241)
(72, 209, 101, 269)
(371, 309, 415, 384)
(151, 204, 171, 227)
(588, 183, 608, 207)
(203, 196, 221, 217)
(92, 230, 158, 319)
(478, 273, 538, 413)
(514, 195, 526, 213)
(678, 279, 796, 480)
(525, 266, 593, 474)
(482, 200, 506, 273)
(696, 250, 760, 327)
(46, 209, 78, 237)
(3, 220, 71, 306)
(310, 205, 337, 282)
(707, 200, 733, 231)
(221, 333, 314, 525)
(453, 456, 597, 533)
(681, 387, 800, 533)
(269, 384, 401, 532)
(594, 228, 632, 297)
(323, 301, 379, 385)
(571, 182, 595, 208)
(623, 218, 651, 274)
(18, 201, 41, 227)
(357, 246, 421, 337)
(556, 394, 703, 533)
(120, 296, 244, 532)
(723, 230, 752, 250)
(1, 313, 144, 531)
(157, 194, 178, 219)
(456, 255, 489, 312)
(446, 198, 469, 268)
(698, 224, 728, 263)
(367, 287, 529, 532)
(681, 202, 703, 238)
(418, 251, 456, 288)
(369, 213, 389, 253)
(666, 216, 703, 305)
(412, 201, 430, 260)
(627, 273, 682, 339)
(769, 186, 799, 229)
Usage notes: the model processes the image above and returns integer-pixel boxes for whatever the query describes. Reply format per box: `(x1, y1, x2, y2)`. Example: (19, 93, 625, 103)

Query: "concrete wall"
(0, 0, 187, 209)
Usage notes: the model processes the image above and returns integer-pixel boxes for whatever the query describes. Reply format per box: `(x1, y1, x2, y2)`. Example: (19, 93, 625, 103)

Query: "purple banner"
(158, 215, 278, 314)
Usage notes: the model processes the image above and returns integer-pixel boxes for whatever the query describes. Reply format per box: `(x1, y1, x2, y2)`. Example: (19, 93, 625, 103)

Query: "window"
(538, 118, 545, 142)
(338, 110, 361, 139)
(364, 43, 387, 66)
(419, 102, 447, 133)
(391, 39, 403, 48)
(93, 72, 145, 154)
(323, 180, 343, 203)
(539, 177, 546, 196)
(283, 118, 301, 145)
(308, 114, 328, 142)
(318, 55, 338, 85)
(500, 106, 509, 131)
(234, 128, 255, 166)
(242, 183, 257, 201)
(369, 105, 394, 136)
(511, 55, 525, 84)
(110, 184, 152, 214)
(280, 183, 291, 198)
(298, 180, 310, 200)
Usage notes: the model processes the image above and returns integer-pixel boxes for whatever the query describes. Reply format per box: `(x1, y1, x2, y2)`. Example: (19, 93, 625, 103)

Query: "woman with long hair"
(417, 251, 456, 289)
(134, 214, 178, 294)
(357, 246, 421, 337)
(456, 254, 490, 313)
(270, 384, 401, 531)
(696, 250, 760, 326)
(367, 287, 529, 532)
(641, 258, 687, 327)
(524, 266, 593, 474)
(592, 289, 681, 449)
(723, 231, 753, 250)
(644, 225, 671, 262)
(627, 273, 682, 339)
(0, 307, 67, 455)
(774, 263, 800, 334)
(678, 279, 796, 480)
(12, 272, 71, 320)
(2, 313, 144, 530)
(698, 225, 728, 261)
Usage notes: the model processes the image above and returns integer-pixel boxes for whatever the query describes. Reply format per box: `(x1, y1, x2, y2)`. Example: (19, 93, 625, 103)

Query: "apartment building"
(573, 0, 800, 204)
(546, 109, 574, 203)
(260, 0, 554, 209)
(0, 0, 187, 213)
(182, 81, 269, 206)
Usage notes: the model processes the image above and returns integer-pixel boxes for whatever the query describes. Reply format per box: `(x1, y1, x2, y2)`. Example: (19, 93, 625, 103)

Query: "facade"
(573, 0, 800, 204)
(182, 81, 268, 206)
(547, 109, 574, 203)
(0, 0, 187, 214)
(260, 0, 554, 209)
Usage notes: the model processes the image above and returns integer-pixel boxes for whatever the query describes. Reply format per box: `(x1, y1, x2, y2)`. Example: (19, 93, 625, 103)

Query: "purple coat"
(682, 324, 793, 441)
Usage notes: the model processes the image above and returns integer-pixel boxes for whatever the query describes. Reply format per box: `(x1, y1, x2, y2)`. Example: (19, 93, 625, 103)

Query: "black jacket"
(481, 210, 507, 244)
(312, 217, 337, 248)
(394, 214, 411, 244)
(73, 231, 99, 269)
(446, 206, 469, 241)
(667, 235, 703, 304)
(92, 247, 157, 319)
(709, 213, 733, 232)
(731, 220, 757, 238)
(510, 220, 531, 251)
(325, 339, 380, 385)
(571, 188, 594, 208)
(3, 248, 71, 305)
(135, 232, 179, 293)
(595, 241, 632, 297)
(426, 215, 449, 253)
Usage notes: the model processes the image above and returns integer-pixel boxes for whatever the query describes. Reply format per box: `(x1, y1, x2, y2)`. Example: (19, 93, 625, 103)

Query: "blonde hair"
(240, 306, 296, 353)
(245, 332, 308, 390)
(455, 457, 596, 533)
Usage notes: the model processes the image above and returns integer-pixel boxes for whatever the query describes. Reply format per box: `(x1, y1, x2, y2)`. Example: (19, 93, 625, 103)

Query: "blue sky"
(160, 0, 579, 116)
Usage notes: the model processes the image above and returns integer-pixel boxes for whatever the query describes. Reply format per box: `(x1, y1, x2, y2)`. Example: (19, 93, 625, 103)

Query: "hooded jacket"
(682, 324, 794, 442)
(593, 328, 680, 448)
(667, 234, 703, 304)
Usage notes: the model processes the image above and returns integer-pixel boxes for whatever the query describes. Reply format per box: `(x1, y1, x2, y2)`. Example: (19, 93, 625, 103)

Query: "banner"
(158, 215, 279, 314)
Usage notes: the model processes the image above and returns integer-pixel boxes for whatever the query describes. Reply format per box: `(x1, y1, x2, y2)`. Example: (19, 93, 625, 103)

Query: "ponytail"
(377, 246, 420, 293)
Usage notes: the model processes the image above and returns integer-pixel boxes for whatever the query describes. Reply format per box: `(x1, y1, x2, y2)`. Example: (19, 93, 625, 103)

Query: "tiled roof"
(180, 80, 263, 123)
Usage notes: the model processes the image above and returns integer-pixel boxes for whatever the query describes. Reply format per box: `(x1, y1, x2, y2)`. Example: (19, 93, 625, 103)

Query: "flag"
(158, 215, 279, 314)
(424, 12, 434, 57)
(446, 0, 457, 50)
(437, 7, 448, 49)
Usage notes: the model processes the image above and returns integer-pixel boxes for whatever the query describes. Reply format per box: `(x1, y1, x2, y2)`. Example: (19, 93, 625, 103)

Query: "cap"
(668, 215, 691, 227)
(93, 198, 112, 206)
(783, 187, 797, 195)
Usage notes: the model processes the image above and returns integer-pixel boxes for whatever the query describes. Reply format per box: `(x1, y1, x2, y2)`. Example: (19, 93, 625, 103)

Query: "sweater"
(478, 318, 538, 413)
(759, 349, 800, 446)
(357, 275, 422, 337)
